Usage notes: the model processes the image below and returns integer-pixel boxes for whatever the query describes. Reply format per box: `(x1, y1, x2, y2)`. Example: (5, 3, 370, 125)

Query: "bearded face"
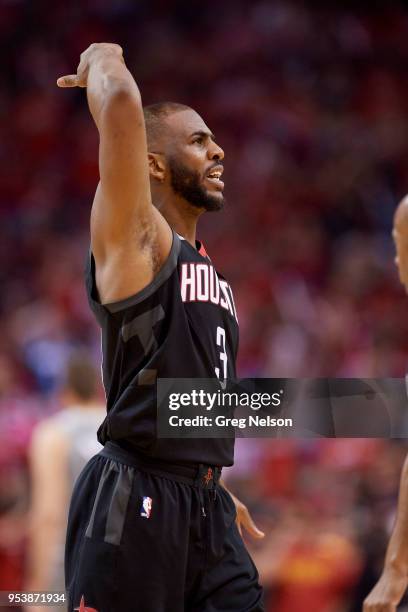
(168, 156, 225, 212)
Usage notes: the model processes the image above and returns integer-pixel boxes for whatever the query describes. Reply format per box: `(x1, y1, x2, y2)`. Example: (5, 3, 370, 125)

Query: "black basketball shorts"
(65, 442, 264, 612)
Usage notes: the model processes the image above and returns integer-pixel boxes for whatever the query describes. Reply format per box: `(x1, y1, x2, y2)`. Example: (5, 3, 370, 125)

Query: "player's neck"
(154, 194, 202, 248)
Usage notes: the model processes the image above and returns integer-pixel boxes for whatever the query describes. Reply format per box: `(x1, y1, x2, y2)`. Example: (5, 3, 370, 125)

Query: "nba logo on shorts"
(140, 496, 152, 518)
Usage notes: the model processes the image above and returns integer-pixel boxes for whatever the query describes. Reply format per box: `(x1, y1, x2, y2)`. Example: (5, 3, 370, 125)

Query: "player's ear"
(148, 153, 166, 182)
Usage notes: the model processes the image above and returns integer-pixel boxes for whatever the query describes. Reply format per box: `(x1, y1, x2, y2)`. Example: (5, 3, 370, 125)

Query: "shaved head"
(143, 102, 192, 150)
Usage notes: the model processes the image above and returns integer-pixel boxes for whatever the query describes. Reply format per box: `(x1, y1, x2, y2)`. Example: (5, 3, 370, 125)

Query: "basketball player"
(25, 352, 104, 612)
(57, 43, 264, 611)
(363, 196, 408, 611)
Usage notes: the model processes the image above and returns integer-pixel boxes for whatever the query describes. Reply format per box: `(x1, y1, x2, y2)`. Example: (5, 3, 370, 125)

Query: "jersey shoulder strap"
(84, 231, 181, 322)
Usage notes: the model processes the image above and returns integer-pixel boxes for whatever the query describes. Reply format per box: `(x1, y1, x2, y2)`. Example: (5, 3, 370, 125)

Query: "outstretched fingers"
(57, 75, 83, 88)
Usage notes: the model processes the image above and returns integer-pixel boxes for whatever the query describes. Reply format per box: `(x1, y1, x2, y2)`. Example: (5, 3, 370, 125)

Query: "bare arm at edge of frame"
(393, 195, 408, 293)
(363, 454, 408, 611)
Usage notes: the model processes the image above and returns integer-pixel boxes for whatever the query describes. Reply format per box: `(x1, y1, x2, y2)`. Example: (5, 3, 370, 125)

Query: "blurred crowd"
(3, 0, 408, 388)
(3, 0, 408, 610)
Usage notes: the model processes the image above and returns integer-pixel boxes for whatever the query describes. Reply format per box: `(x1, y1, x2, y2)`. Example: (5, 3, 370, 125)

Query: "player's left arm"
(219, 479, 265, 539)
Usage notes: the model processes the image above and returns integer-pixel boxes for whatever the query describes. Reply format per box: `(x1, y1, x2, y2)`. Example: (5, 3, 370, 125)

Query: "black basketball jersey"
(85, 231, 239, 467)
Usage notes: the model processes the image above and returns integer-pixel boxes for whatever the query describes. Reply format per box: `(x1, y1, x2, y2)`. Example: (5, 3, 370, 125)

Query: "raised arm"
(57, 43, 172, 303)
(363, 454, 408, 611)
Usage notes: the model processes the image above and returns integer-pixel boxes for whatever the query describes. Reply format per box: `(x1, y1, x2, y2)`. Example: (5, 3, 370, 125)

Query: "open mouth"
(205, 166, 224, 189)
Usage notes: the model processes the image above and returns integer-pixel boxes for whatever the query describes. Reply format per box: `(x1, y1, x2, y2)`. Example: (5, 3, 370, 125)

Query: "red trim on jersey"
(197, 241, 209, 259)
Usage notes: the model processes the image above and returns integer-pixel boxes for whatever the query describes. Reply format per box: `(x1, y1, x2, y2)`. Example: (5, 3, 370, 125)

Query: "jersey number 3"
(214, 326, 227, 388)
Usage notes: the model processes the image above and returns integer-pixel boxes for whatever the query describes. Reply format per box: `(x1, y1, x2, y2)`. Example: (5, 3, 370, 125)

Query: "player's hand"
(363, 567, 408, 611)
(228, 489, 265, 539)
(57, 42, 123, 88)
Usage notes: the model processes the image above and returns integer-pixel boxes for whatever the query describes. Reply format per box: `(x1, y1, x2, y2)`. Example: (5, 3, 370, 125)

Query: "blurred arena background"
(2, 0, 408, 610)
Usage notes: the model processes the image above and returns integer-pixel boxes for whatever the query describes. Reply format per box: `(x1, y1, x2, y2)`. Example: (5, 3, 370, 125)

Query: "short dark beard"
(168, 157, 224, 212)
